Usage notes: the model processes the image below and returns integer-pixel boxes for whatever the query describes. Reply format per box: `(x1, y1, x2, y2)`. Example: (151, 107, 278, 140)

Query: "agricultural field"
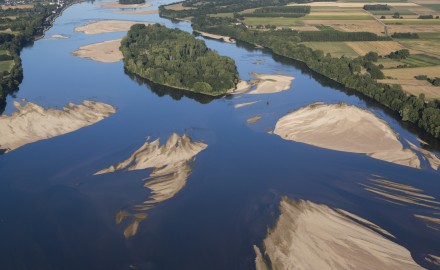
(400, 54, 440, 66)
(243, 17, 303, 26)
(300, 42, 359, 57)
(0, 60, 14, 73)
(345, 41, 408, 56)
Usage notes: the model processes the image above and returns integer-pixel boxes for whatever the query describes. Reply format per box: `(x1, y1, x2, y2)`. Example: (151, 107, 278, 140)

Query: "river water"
(0, 1, 439, 269)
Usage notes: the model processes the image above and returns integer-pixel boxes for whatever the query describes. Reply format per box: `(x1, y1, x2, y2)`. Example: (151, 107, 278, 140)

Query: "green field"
(370, 8, 415, 16)
(341, 0, 407, 2)
(422, 4, 440, 12)
(301, 42, 359, 58)
(304, 14, 372, 20)
(0, 60, 14, 73)
(383, 19, 440, 25)
(400, 54, 440, 67)
(243, 17, 303, 26)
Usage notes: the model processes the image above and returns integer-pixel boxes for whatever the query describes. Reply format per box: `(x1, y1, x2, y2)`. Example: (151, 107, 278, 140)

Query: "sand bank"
(273, 103, 420, 168)
(227, 80, 253, 94)
(407, 141, 440, 170)
(73, 39, 122, 63)
(96, 133, 207, 237)
(247, 115, 261, 124)
(116, 9, 158, 14)
(0, 101, 115, 153)
(75, 20, 153, 35)
(100, 1, 151, 9)
(254, 198, 423, 270)
(234, 101, 259, 109)
(195, 31, 235, 43)
(426, 254, 440, 266)
(49, 34, 69, 40)
(248, 73, 294, 95)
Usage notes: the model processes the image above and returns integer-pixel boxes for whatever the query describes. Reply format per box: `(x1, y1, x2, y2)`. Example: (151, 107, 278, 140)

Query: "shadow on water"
(124, 69, 217, 104)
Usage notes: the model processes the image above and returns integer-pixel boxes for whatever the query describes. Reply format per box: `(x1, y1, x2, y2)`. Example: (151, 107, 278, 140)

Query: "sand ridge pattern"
(0, 100, 115, 153)
(75, 20, 154, 35)
(95, 133, 207, 237)
(254, 198, 423, 270)
(274, 103, 421, 168)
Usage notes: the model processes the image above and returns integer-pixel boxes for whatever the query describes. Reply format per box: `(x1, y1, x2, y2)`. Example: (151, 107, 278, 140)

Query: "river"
(0, 0, 439, 269)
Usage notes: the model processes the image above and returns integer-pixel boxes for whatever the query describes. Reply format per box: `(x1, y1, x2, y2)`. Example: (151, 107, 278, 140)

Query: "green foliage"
(364, 4, 390, 10)
(121, 24, 239, 96)
(391, 32, 419, 39)
(119, 0, 145, 4)
(388, 49, 410, 59)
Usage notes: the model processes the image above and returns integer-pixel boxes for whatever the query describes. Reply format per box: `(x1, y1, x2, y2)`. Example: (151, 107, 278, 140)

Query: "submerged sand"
(274, 103, 420, 168)
(100, 1, 151, 9)
(0, 100, 116, 153)
(248, 73, 294, 94)
(96, 133, 207, 237)
(73, 39, 122, 63)
(195, 31, 235, 43)
(255, 198, 423, 270)
(75, 20, 153, 35)
(116, 9, 158, 14)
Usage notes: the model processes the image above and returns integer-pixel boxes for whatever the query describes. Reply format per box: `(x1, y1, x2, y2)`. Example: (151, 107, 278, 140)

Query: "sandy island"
(100, 1, 151, 9)
(0, 100, 115, 153)
(96, 133, 207, 237)
(195, 31, 235, 43)
(73, 39, 122, 63)
(274, 103, 420, 168)
(75, 20, 154, 35)
(234, 101, 259, 109)
(254, 198, 424, 270)
(248, 73, 294, 94)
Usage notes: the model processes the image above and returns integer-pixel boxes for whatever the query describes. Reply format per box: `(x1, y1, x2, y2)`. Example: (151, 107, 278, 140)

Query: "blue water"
(0, 1, 439, 269)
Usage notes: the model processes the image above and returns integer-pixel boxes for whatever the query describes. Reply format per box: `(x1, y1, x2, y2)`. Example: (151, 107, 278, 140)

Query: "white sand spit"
(75, 20, 153, 35)
(73, 39, 122, 63)
(255, 198, 423, 270)
(195, 31, 235, 43)
(273, 103, 420, 168)
(248, 73, 294, 94)
(50, 34, 69, 39)
(96, 133, 207, 237)
(100, 1, 151, 9)
(0, 100, 115, 153)
(234, 101, 259, 109)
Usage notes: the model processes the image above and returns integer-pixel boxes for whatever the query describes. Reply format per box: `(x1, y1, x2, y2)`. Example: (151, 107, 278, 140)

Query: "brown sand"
(96, 133, 207, 237)
(195, 31, 235, 43)
(247, 115, 262, 124)
(234, 101, 259, 109)
(116, 9, 158, 14)
(0, 101, 115, 153)
(100, 1, 151, 9)
(255, 198, 423, 270)
(248, 73, 295, 95)
(407, 141, 440, 170)
(75, 20, 153, 35)
(273, 103, 420, 168)
(73, 39, 122, 63)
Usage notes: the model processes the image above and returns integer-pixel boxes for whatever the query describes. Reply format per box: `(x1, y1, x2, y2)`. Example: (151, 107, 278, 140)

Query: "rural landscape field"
(1, 0, 440, 269)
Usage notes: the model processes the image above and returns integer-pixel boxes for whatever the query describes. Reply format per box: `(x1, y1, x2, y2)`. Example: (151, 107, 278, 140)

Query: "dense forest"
(158, 0, 440, 138)
(119, 0, 145, 5)
(0, 3, 60, 113)
(120, 24, 239, 96)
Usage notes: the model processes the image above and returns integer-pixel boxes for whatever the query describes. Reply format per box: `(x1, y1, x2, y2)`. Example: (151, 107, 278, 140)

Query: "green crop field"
(243, 17, 304, 26)
(301, 42, 359, 58)
(383, 19, 440, 25)
(400, 54, 440, 67)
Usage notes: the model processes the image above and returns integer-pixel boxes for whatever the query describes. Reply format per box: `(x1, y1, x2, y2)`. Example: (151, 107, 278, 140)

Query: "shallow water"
(0, 1, 439, 269)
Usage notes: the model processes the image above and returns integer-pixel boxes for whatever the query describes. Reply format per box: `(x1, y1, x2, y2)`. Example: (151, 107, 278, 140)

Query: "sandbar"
(247, 115, 261, 124)
(234, 101, 259, 109)
(273, 103, 420, 168)
(248, 73, 294, 95)
(100, 1, 151, 9)
(116, 9, 158, 14)
(255, 198, 423, 270)
(0, 100, 115, 153)
(96, 133, 207, 237)
(195, 31, 235, 43)
(75, 20, 153, 35)
(73, 39, 122, 63)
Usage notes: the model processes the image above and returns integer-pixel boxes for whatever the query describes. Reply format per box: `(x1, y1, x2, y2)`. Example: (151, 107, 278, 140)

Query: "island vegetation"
(118, 0, 145, 5)
(159, 0, 440, 139)
(120, 24, 239, 96)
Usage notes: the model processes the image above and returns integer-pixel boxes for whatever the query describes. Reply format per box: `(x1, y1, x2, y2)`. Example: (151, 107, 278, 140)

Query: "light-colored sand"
(248, 73, 294, 95)
(100, 1, 151, 9)
(407, 141, 440, 170)
(96, 133, 207, 237)
(362, 177, 440, 210)
(73, 39, 122, 63)
(247, 115, 261, 124)
(195, 31, 235, 43)
(273, 103, 420, 168)
(426, 254, 440, 266)
(234, 101, 259, 109)
(116, 9, 158, 14)
(50, 34, 69, 39)
(75, 20, 153, 35)
(255, 198, 423, 270)
(0, 101, 115, 153)
(227, 80, 253, 94)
